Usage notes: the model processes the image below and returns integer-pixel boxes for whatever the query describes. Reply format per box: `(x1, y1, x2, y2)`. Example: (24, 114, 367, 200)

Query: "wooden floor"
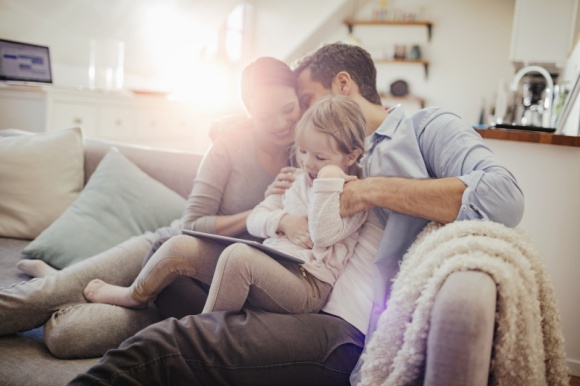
(570, 375, 580, 386)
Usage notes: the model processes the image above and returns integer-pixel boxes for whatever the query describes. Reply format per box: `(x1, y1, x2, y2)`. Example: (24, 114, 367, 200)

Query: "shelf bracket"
(347, 22, 353, 34)
(423, 62, 429, 79)
(427, 22, 432, 42)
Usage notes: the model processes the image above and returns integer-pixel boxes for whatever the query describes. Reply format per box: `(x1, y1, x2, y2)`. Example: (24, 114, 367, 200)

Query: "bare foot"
(17, 259, 58, 278)
(83, 279, 146, 309)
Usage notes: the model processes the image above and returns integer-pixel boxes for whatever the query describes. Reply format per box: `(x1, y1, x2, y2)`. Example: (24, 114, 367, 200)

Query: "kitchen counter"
(475, 128, 580, 147)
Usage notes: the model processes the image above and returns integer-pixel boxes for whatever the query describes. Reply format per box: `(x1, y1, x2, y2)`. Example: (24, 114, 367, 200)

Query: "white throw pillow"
(0, 127, 84, 239)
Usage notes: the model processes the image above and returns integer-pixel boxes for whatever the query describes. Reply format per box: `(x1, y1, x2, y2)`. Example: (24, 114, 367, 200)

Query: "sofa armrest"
(424, 270, 496, 386)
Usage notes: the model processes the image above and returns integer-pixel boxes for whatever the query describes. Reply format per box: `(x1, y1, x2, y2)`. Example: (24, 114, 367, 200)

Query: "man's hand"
(278, 214, 313, 249)
(340, 179, 373, 217)
(317, 165, 358, 182)
(265, 167, 296, 197)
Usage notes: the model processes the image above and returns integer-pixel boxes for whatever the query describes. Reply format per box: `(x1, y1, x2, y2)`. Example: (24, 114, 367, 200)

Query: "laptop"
(0, 38, 52, 84)
(181, 229, 304, 265)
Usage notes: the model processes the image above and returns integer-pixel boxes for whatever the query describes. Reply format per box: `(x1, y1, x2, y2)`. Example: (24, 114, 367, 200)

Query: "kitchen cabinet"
(98, 106, 135, 140)
(50, 100, 99, 137)
(475, 136, 580, 376)
(510, 0, 579, 67)
(0, 86, 46, 132)
(0, 85, 200, 150)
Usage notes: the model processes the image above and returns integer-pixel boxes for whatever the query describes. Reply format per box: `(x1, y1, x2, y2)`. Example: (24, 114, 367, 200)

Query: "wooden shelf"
(380, 93, 425, 108)
(374, 58, 429, 78)
(343, 19, 433, 41)
(475, 128, 580, 147)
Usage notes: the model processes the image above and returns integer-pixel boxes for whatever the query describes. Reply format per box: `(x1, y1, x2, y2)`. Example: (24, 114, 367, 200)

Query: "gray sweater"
(181, 125, 277, 240)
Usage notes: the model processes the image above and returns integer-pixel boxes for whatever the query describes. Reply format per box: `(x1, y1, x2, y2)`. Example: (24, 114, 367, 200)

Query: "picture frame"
(555, 70, 580, 135)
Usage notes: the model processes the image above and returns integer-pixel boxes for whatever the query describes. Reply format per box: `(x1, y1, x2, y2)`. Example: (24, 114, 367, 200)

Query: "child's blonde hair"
(294, 95, 366, 176)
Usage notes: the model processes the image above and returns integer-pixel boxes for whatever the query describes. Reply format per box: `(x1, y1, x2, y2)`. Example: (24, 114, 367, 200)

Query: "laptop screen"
(0, 38, 52, 84)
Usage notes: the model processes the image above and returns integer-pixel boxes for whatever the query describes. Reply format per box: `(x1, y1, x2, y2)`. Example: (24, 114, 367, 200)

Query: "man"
(69, 43, 523, 385)
(293, 42, 523, 383)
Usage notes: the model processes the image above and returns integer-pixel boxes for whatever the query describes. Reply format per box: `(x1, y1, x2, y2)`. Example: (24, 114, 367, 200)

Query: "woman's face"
(247, 84, 301, 148)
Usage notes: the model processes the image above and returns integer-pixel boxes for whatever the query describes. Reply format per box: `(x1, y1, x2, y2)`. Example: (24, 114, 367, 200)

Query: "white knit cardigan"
(358, 220, 569, 386)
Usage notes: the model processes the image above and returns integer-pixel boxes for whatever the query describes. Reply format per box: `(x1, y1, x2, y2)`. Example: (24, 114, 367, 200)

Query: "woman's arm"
(181, 135, 256, 237)
(214, 210, 253, 236)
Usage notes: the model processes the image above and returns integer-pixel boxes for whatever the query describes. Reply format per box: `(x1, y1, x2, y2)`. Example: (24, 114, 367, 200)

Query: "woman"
(0, 56, 301, 359)
(83, 96, 368, 315)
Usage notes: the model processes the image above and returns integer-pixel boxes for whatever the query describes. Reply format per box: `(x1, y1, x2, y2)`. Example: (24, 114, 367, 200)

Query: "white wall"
(248, 0, 350, 61)
(1, 0, 516, 125)
(254, 0, 516, 124)
(0, 0, 238, 90)
(483, 138, 580, 375)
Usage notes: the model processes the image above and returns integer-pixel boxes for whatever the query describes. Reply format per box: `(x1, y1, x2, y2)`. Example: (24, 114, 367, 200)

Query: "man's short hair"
(293, 42, 382, 105)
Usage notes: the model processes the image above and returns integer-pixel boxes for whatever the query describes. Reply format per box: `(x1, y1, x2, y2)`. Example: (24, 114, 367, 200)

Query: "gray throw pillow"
(22, 147, 186, 268)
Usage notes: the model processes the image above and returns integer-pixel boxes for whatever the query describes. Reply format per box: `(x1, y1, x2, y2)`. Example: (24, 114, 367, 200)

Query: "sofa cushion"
(21, 147, 186, 269)
(0, 127, 84, 239)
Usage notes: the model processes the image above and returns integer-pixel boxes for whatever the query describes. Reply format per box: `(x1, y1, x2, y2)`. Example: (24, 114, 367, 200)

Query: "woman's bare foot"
(16, 259, 58, 278)
(83, 279, 146, 309)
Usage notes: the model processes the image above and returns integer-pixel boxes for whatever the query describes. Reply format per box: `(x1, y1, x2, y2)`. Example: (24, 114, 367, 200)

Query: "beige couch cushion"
(0, 127, 84, 239)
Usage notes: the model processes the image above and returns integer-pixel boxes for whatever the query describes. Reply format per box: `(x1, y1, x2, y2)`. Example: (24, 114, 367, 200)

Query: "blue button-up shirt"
(351, 106, 524, 384)
(350, 105, 524, 383)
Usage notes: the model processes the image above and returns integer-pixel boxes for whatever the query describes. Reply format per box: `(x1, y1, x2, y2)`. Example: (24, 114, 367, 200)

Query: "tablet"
(181, 229, 304, 265)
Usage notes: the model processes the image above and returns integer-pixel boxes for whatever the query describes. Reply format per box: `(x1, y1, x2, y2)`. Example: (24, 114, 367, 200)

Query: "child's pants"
(203, 243, 332, 314)
(130, 234, 226, 304)
(129, 236, 332, 314)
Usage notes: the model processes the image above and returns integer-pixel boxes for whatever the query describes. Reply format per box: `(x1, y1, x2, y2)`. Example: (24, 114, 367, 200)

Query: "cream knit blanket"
(358, 220, 569, 386)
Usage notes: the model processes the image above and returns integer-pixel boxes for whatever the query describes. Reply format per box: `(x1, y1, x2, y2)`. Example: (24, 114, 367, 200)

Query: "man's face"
(297, 68, 332, 111)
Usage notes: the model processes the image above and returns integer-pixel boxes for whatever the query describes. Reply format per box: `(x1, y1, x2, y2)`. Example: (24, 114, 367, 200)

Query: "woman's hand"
(265, 167, 296, 197)
(278, 214, 313, 249)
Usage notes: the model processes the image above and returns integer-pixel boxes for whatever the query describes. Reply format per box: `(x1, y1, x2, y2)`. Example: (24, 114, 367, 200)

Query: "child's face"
(297, 125, 353, 182)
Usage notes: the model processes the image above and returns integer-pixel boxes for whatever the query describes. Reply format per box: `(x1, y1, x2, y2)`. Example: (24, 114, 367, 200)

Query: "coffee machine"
(512, 73, 550, 127)
(507, 65, 557, 129)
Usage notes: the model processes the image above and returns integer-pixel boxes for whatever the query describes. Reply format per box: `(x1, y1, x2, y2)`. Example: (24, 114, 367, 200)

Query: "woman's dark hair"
(240, 57, 298, 110)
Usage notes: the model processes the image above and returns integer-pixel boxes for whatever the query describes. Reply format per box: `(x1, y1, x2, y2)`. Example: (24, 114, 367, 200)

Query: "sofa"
(0, 134, 498, 385)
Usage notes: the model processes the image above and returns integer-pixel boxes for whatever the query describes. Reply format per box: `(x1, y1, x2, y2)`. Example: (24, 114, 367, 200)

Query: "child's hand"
(317, 165, 358, 182)
(278, 214, 313, 249)
(265, 167, 296, 197)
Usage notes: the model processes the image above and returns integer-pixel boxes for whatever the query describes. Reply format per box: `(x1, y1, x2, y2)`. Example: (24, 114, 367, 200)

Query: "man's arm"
(340, 176, 465, 224)
(344, 111, 524, 227)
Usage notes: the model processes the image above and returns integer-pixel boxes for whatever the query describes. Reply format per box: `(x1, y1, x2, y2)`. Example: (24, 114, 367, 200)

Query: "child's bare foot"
(83, 279, 146, 309)
(16, 259, 58, 278)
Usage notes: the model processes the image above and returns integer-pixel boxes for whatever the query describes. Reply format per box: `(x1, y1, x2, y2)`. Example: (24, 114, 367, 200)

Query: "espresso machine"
(503, 65, 557, 131)
(513, 73, 552, 127)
